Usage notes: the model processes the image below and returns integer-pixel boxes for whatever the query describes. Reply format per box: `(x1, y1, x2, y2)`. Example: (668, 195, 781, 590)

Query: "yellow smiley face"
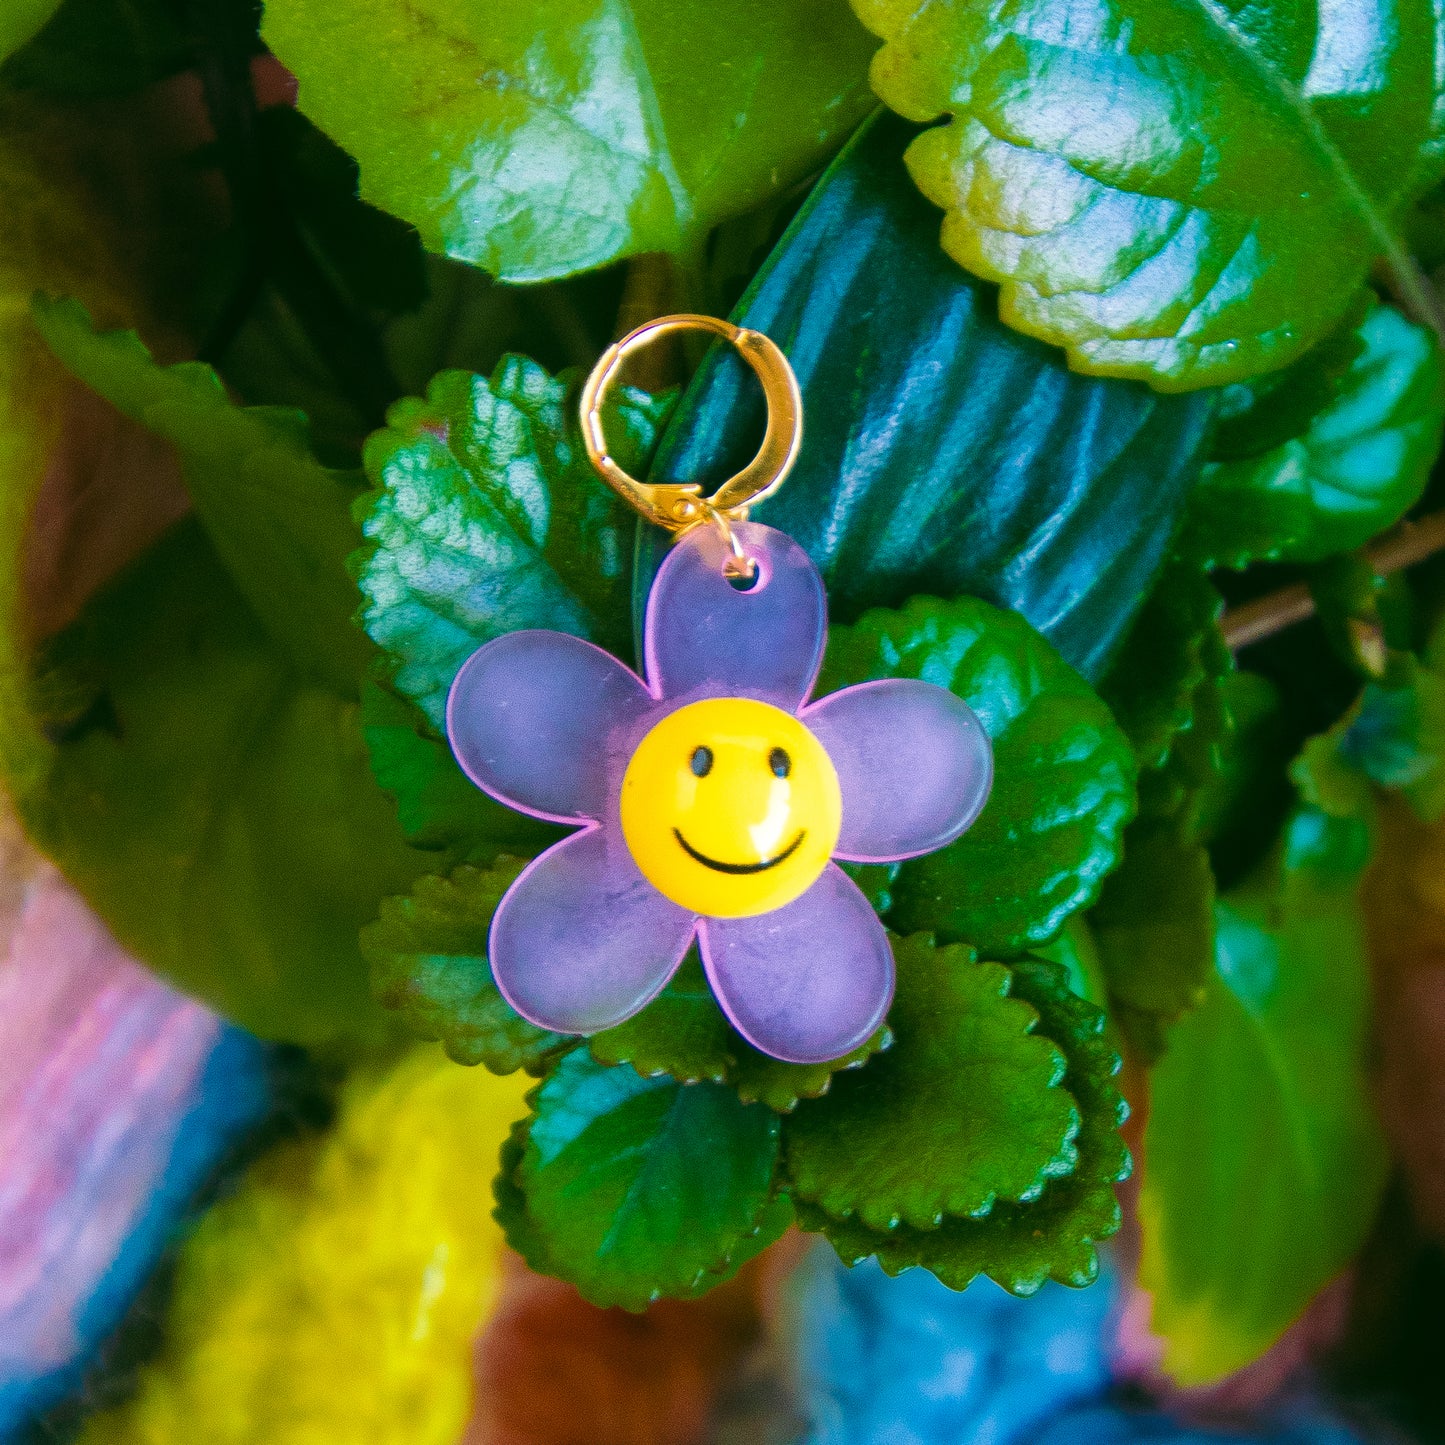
(619, 698, 842, 918)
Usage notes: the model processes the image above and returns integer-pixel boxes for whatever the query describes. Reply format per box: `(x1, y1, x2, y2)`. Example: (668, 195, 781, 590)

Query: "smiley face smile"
(619, 697, 842, 918)
(672, 827, 807, 875)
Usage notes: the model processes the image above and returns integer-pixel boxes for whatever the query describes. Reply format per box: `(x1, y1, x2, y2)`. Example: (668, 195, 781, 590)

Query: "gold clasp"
(580, 314, 803, 540)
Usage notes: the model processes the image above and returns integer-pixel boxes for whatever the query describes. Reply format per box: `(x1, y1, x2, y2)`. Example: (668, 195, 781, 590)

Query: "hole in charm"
(691, 745, 714, 778)
(769, 746, 791, 778)
(726, 563, 761, 592)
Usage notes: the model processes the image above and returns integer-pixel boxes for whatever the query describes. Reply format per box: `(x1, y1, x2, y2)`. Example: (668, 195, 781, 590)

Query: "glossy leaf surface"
(850, 0, 1445, 389)
(784, 937, 1078, 1232)
(1185, 302, 1445, 568)
(497, 1109, 793, 1302)
(649, 112, 1216, 680)
(363, 862, 567, 1074)
(512, 1049, 781, 1309)
(1140, 809, 1389, 1384)
(798, 956, 1128, 1295)
(1100, 566, 1228, 772)
(260, 0, 876, 280)
(820, 595, 1136, 955)
(589, 952, 889, 1113)
(356, 357, 664, 730)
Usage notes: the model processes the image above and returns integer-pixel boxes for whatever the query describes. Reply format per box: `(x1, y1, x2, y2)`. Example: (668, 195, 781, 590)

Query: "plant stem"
(1222, 510, 1445, 650)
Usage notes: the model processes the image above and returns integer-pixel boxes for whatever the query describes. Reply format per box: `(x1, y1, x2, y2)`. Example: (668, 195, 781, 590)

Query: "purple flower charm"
(446, 522, 992, 1064)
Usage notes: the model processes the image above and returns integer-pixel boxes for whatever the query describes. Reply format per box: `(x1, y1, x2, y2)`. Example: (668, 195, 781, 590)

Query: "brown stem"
(1222, 510, 1445, 651)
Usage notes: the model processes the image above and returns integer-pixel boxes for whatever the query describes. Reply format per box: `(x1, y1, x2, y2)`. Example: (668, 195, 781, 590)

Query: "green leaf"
(1140, 806, 1387, 1384)
(696, 1189, 796, 1281)
(819, 595, 1137, 954)
(1100, 565, 1227, 771)
(1095, 566, 1229, 1055)
(260, 0, 876, 280)
(589, 954, 733, 1087)
(362, 861, 567, 1074)
(1091, 817, 1216, 1062)
(1206, 295, 1371, 461)
(797, 957, 1129, 1295)
(512, 1049, 782, 1309)
(355, 358, 667, 729)
(1034, 916, 1108, 1012)
(840, 860, 901, 916)
(493, 1115, 555, 1276)
(495, 1105, 793, 1291)
(783, 936, 1079, 1232)
(32, 296, 369, 695)
(1184, 302, 1445, 568)
(358, 680, 557, 854)
(1294, 654, 1445, 822)
(1136, 666, 1234, 829)
(18, 523, 430, 1045)
(849, 0, 1445, 389)
(1292, 724, 1377, 823)
(1405, 176, 1445, 270)
(0, 0, 63, 62)
(651, 112, 1216, 680)
(0, 115, 413, 1048)
(589, 952, 890, 1112)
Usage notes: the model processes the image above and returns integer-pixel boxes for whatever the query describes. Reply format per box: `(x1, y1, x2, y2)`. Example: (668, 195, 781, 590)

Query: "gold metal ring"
(697, 499, 757, 582)
(580, 313, 802, 533)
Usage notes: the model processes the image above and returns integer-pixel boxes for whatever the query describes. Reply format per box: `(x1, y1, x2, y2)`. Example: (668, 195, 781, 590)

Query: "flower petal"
(805, 679, 993, 863)
(447, 630, 655, 823)
(644, 521, 826, 709)
(491, 826, 696, 1034)
(698, 865, 893, 1064)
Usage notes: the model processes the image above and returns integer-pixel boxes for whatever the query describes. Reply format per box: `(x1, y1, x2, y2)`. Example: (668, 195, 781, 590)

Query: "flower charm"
(446, 522, 992, 1064)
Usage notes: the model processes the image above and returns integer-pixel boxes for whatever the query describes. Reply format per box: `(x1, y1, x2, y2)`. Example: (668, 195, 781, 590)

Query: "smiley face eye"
(769, 746, 792, 779)
(691, 745, 714, 778)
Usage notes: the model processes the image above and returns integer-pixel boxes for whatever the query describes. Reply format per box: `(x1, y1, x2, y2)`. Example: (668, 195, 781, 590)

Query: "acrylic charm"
(445, 317, 994, 1065)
